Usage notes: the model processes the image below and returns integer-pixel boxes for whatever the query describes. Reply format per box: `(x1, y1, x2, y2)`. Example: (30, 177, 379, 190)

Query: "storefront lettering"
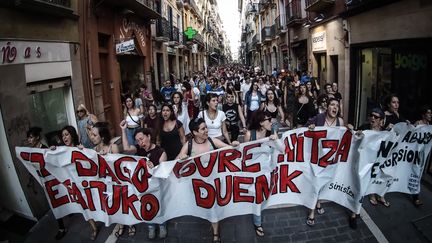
(395, 53, 427, 71)
(312, 34, 324, 43)
(120, 18, 146, 49)
(1, 42, 42, 64)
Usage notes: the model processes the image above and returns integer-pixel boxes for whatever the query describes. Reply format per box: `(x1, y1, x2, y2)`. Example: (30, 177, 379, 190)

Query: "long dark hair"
(204, 93, 218, 110)
(248, 110, 267, 131)
(265, 88, 280, 107)
(61, 125, 79, 146)
(171, 91, 183, 115)
(160, 103, 177, 121)
(27, 126, 42, 138)
(92, 122, 111, 145)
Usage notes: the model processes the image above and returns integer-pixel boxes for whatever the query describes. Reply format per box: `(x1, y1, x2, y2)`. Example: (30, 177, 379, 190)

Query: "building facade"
(0, 0, 83, 219)
(78, 0, 160, 135)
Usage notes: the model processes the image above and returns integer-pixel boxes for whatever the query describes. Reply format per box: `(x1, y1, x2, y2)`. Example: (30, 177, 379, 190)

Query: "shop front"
(0, 40, 81, 219)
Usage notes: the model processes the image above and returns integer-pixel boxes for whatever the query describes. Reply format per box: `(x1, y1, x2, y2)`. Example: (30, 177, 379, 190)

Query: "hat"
(370, 107, 385, 118)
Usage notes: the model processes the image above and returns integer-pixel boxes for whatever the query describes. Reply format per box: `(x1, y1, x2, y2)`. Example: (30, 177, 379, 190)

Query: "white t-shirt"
(241, 82, 251, 101)
(198, 110, 226, 138)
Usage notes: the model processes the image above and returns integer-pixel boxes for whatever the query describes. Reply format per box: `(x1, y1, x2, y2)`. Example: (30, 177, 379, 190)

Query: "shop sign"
(394, 53, 427, 71)
(167, 46, 176, 55)
(312, 31, 326, 52)
(119, 18, 146, 54)
(0, 41, 70, 65)
(116, 39, 135, 54)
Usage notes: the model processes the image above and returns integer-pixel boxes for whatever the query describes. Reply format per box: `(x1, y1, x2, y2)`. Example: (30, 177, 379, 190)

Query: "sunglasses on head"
(263, 117, 271, 122)
(370, 114, 381, 119)
(76, 109, 85, 113)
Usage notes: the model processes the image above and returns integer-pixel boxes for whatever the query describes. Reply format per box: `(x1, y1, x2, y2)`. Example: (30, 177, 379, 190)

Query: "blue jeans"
(126, 127, 138, 145)
(253, 214, 261, 226)
(148, 222, 167, 229)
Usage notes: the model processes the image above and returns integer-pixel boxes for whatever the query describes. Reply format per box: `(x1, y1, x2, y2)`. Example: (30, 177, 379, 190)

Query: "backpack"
(187, 137, 216, 156)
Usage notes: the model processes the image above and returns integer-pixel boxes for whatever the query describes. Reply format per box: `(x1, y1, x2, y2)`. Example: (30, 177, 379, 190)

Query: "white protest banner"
(15, 125, 432, 225)
(365, 123, 432, 196)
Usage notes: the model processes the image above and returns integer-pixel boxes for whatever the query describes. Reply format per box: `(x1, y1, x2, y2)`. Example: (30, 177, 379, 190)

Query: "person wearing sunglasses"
(243, 110, 278, 237)
(358, 108, 390, 208)
(76, 104, 98, 149)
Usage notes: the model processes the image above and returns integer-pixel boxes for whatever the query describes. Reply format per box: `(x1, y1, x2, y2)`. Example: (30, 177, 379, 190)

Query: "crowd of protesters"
(25, 64, 431, 242)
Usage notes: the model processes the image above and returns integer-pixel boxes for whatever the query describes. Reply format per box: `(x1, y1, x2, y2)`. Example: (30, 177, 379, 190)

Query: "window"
(28, 87, 69, 145)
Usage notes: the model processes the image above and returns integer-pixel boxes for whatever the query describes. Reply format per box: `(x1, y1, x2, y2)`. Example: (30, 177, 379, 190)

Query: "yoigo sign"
(394, 52, 427, 71)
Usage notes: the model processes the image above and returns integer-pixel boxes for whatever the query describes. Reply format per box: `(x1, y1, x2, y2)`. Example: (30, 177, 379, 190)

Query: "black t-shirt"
(334, 92, 342, 101)
(135, 145, 165, 167)
(223, 103, 240, 125)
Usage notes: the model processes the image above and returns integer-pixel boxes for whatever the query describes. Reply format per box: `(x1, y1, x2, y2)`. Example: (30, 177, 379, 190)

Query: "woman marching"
(243, 110, 279, 237)
(27, 127, 68, 240)
(158, 103, 186, 161)
(177, 118, 239, 243)
(76, 104, 98, 148)
(120, 122, 168, 239)
(123, 95, 143, 145)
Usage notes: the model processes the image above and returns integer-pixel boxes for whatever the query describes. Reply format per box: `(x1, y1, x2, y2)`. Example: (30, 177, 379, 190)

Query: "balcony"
(3, 0, 76, 18)
(155, 18, 170, 42)
(101, 0, 161, 19)
(250, 34, 258, 51)
(171, 26, 179, 42)
(305, 0, 335, 12)
(286, 0, 303, 27)
(261, 25, 275, 43)
(176, 0, 184, 8)
(343, 0, 402, 15)
(275, 15, 287, 35)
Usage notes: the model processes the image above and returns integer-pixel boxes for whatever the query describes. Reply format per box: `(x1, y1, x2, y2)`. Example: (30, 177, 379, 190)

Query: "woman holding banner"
(305, 97, 344, 227)
(244, 110, 278, 237)
(120, 122, 168, 239)
(89, 122, 124, 239)
(27, 127, 68, 240)
(177, 117, 239, 243)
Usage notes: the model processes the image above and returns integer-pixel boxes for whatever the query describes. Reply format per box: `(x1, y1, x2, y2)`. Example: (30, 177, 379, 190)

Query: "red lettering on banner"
(242, 144, 261, 172)
(90, 181, 107, 211)
(173, 159, 195, 178)
(195, 152, 218, 176)
(45, 179, 69, 208)
(121, 186, 141, 220)
(284, 133, 305, 162)
(82, 180, 96, 210)
(233, 176, 254, 203)
(255, 175, 271, 203)
(334, 130, 352, 163)
(63, 180, 88, 209)
(97, 155, 121, 184)
(131, 158, 151, 193)
(140, 194, 159, 220)
(20, 152, 50, 177)
(304, 130, 327, 164)
(218, 149, 241, 173)
(105, 185, 122, 215)
(72, 151, 97, 177)
(215, 176, 232, 206)
(192, 179, 216, 208)
(279, 165, 302, 193)
(319, 140, 338, 167)
(114, 156, 136, 182)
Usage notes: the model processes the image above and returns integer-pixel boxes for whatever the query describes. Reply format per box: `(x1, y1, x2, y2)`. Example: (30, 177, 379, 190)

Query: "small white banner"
(312, 31, 326, 52)
(192, 44, 198, 54)
(116, 39, 135, 54)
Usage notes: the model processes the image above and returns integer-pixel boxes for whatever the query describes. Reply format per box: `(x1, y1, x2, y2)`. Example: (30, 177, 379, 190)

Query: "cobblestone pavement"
(25, 202, 376, 243)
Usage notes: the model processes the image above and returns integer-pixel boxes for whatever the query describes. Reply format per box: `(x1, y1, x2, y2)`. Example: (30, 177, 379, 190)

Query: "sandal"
(377, 198, 390, 207)
(306, 217, 315, 226)
(254, 225, 265, 237)
(128, 225, 136, 237)
(90, 228, 98, 241)
(413, 199, 423, 207)
(114, 224, 124, 238)
(213, 233, 221, 243)
(316, 206, 325, 215)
